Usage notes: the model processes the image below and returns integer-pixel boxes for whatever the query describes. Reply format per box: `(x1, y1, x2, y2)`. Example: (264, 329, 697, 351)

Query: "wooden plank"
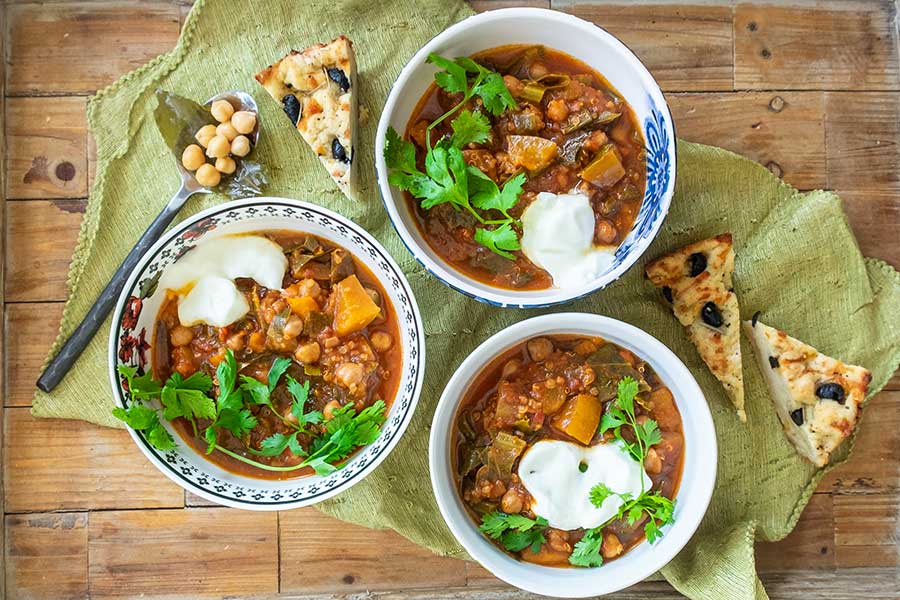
(3, 407, 183, 512)
(833, 494, 899, 568)
(1, 5, 8, 597)
(5, 200, 84, 303)
(280, 508, 467, 594)
(88, 508, 278, 598)
(838, 189, 900, 269)
(4, 303, 65, 407)
(734, 3, 900, 91)
(5, 97, 88, 200)
(5, 513, 88, 600)
(558, 3, 734, 92)
(821, 392, 900, 494)
(826, 92, 900, 193)
(756, 493, 835, 571)
(667, 91, 826, 189)
(6, 2, 180, 96)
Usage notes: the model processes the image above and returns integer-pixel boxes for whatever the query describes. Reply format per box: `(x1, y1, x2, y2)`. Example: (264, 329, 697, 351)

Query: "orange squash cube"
(333, 275, 381, 337)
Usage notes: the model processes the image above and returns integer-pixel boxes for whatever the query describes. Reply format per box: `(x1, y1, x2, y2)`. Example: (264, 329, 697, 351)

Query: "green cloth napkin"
(32, 1, 900, 598)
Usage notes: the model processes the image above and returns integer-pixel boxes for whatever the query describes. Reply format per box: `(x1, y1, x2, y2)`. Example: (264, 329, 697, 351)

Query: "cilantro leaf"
(469, 169, 525, 216)
(215, 408, 257, 439)
(160, 373, 216, 422)
(146, 420, 176, 451)
(479, 512, 548, 554)
(475, 222, 521, 260)
(117, 364, 162, 400)
(589, 483, 616, 508)
(256, 432, 297, 457)
(203, 426, 218, 454)
(473, 71, 517, 115)
(301, 400, 387, 476)
(569, 528, 604, 567)
(112, 404, 157, 430)
(286, 376, 322, 430)
(240, 375, 270, 405)
(384, 126, 419, 174)
(449, 110, 490, 148)
(427, 53, 468, 94)
(267, 357, 292, 392)
(420, 145, 469, 210)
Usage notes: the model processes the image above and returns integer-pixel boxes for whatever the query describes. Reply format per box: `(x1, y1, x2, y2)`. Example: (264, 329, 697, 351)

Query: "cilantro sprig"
(570, 379, 677, 567)
(112, 351, 384, 477)
(384, 53, 526, 260)
(479, 512, 548, 554)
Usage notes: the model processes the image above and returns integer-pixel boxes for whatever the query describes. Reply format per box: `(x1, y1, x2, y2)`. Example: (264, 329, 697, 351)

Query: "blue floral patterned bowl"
(109, 198, 425, 510)
(376, 7, 676, 308)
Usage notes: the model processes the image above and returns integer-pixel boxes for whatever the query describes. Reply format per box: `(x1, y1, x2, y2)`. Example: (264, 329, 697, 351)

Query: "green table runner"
(32, 1, 900, 598)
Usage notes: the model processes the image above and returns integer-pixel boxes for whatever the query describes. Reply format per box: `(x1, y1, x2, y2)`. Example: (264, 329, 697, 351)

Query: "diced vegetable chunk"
(507, 135, 558, 172)
(581, 144, 625, 188)
(333, 274, 381, 336)
(486, 431, 527, 480)
(551, 393, 601, 444)
(287, 295, 318, 318)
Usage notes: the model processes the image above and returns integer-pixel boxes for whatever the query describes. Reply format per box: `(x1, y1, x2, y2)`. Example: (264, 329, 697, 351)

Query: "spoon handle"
(36, 186, 196, 393)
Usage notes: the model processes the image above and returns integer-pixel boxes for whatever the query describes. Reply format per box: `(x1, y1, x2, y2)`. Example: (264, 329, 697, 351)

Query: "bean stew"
(453, 335, 684, 567)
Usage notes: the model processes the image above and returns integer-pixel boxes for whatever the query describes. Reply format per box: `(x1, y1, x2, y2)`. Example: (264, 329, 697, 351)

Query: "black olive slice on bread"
(255, 36, 358, 200)
(743, 318, 870, 467)
(645, 234, 746, 421)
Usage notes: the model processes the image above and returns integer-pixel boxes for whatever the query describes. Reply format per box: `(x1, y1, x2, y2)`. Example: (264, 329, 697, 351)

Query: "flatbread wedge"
(645, 234, 746, 421)
(256, 36, 358, 200)
(743, 318, 870, 467)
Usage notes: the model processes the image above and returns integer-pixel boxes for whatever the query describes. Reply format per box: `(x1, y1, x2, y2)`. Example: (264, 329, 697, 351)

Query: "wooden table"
(2, 1, 898, 598)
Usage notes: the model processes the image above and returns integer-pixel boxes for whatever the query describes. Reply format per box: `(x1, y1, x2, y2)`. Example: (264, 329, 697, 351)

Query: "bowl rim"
(428, 313, 717, 596)
(107, 196, 426, 510)
(375, 7, 677, 309)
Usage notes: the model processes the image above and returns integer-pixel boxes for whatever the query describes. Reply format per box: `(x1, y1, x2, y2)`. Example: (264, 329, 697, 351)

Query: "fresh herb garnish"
(112, 351, 384, 476)
(598, 377, 662, 463)
(479, 512, 548, 554)
(569, 527, 605, 568)
(384, 54, 526, 260)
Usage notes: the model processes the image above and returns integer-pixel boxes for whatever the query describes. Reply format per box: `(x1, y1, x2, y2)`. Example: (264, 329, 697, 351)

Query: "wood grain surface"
(2, 1, 899, 599)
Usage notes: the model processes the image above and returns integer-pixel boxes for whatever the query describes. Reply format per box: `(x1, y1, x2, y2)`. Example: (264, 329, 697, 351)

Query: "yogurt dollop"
(520, 191, 615, 289)
(517, 439, 651, 530)
(159, 235, 288, 327)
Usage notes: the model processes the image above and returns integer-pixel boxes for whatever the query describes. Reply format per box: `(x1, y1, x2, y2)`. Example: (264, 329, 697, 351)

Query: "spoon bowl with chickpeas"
(36, 90, 261, 393)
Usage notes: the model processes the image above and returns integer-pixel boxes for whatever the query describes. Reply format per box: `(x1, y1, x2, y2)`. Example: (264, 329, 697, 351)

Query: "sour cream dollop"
(159, 235, 288, 327)
(520, 191, 615, 289)
(517, 439, 651, 531)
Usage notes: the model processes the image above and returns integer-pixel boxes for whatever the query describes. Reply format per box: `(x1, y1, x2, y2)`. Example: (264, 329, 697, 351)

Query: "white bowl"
(109, 197, 425, 510)
(376, 8, 676, 308)
(429, 313, 716, 597)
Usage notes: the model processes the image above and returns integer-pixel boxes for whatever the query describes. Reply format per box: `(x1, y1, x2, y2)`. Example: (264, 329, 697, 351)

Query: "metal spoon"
(36, 91, 260, 392)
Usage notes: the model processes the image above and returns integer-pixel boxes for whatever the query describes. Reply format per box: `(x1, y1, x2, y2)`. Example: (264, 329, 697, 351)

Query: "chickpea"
(323, 400, 342, 420)
(595, 218, 617, 245)
(501, 359, 520, 378)
(226, 331, 246, 352)
(231, 110, 257, 134)
(194, 124, 217, 148)
(546, 529, 571, 553)
(323, 336, 340, 349)
(230, 135, 251, 157)
(181, 144, 205, 171)
(210, 99, 235, 123)
(644, 447, 662, 475)
(195, 163, 221, 187)
(215, 156, 236, 174)
(500, 488, 524, 514)
(215, 121, 239, 142)
(170, 325, 194, 347)
(370, 331, 393, 352)
(601, 533, 624, 559)
(294, 341, 321, 363)
(334, 362, 365, 389)
(205, 135, 231, 158)
(546, 99, 569, 123)
(282, 315, 304, 339)
(528, 61, 548, 79)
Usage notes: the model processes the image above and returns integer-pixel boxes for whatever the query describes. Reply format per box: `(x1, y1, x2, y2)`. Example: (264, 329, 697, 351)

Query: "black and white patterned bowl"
(108, 198, 425, 510)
